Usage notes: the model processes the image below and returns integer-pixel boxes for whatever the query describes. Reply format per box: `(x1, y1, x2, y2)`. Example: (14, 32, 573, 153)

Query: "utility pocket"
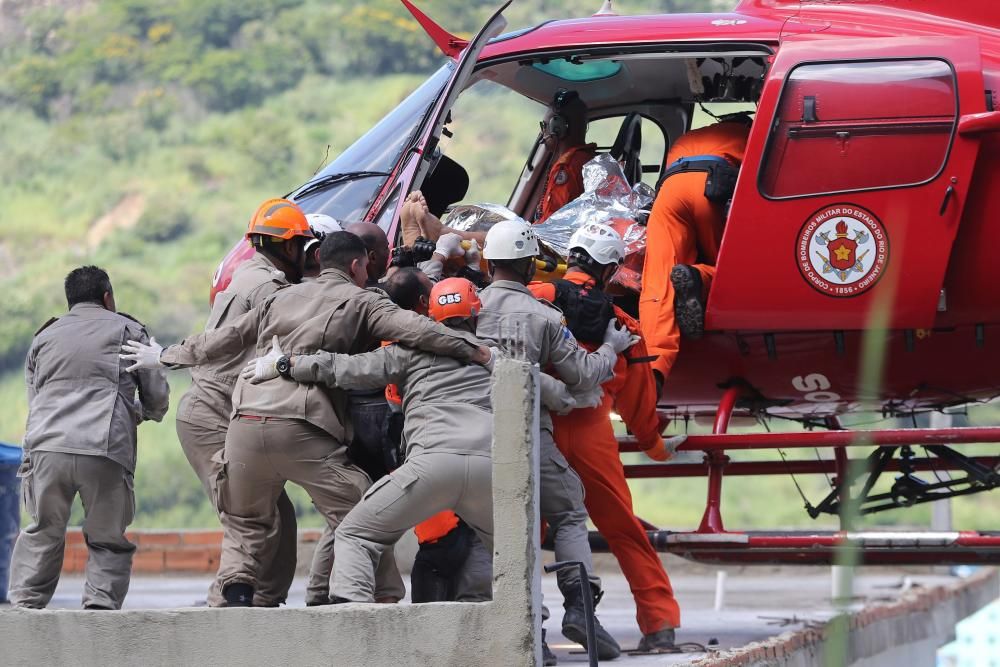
(18, 462, 36, 522)
(365, 466, 419, 517)
(208, 450, 230, 515)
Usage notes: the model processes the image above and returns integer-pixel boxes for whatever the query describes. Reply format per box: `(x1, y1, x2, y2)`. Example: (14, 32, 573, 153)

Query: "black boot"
(222, 583, 254, 608)
(561, 585, 621, 660)
(670, 264, 705, 339)
(541, 629, 558, 666)
(638, 627, 677, 653)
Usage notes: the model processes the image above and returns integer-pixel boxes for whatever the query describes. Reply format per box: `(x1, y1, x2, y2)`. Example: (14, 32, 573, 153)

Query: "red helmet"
(429, 278, 481, 322)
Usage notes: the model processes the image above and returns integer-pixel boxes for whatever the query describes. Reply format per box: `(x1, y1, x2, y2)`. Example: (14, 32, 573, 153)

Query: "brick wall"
(61, 529, 325, 574)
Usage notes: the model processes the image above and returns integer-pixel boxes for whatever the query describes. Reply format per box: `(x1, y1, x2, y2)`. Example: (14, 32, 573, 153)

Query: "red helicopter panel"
(707, 36, 986, 331)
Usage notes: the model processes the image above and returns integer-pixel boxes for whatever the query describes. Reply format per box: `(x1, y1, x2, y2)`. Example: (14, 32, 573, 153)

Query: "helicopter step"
(587, 529, 1000, 566)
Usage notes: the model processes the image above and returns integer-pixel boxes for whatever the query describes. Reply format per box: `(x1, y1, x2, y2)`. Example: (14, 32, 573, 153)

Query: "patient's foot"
(400, 198, 424, 247)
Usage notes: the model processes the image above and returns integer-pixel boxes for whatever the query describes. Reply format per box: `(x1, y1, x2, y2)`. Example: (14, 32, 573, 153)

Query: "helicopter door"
(707, 37, 987, 331)
(366, 2, 510, 239)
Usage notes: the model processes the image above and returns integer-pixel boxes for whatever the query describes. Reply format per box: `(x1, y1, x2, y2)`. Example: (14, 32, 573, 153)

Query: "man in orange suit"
(529, 222, 686, 651)
(640, 119, 750, 387)
(534, 89, 597, 223)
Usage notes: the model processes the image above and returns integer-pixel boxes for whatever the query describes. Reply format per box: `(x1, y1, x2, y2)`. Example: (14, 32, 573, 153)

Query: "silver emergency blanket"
(533, 153, 654, 260)
(444, 202, 523, 232)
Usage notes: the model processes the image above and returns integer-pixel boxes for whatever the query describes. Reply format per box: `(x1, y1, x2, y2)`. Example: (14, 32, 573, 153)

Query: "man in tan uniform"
(175, 198, 313, 607)
(10, 266, 169, 609)
(121, 232, 491, 605)
(242, 278, 495, 603)
(478, 219, 634, 662)
(303, 266, 433, 606)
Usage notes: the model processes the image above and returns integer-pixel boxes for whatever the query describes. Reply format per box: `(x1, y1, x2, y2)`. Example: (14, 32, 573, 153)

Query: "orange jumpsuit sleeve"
(526, 281, 557, 302)
(415, 511, 460, 545)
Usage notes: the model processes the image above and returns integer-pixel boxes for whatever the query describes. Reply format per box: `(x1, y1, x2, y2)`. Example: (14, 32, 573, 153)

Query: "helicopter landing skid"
(598, 387, 1000, 565)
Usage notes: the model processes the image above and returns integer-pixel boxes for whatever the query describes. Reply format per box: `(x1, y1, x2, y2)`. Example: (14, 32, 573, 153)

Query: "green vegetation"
(1, 0, 997, 534)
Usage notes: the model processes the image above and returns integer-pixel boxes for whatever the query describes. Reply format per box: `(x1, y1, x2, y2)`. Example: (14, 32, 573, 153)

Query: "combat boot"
(638, 627, 676, 652)
(670, 264, 705, 339)
(561, 585, 621, 660)
(222, 583, 254, 608)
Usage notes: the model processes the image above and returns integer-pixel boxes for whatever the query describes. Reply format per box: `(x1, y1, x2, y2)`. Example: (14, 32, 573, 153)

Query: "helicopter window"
(587, 115, 667, 188)
(438, 79, 547, 204)
(760, 59, 957, 199)
(295, 64, 454, 219)
(532, 59, 623, 82)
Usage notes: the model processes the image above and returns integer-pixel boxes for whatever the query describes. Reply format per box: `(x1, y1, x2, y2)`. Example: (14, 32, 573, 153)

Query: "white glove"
(539, 374, 576, 415)
(464, 239, 482, 267)
(663, 434, 687, 458)
(570, 385, 604, 410)
(434, 232, 464, 259)
(240, 336, 285, 384)
(602, 320, 636, 354)
(120, 337, 164, 372)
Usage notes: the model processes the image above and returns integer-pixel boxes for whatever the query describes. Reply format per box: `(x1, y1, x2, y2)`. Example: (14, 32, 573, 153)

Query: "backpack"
(552, 279, 616, 345)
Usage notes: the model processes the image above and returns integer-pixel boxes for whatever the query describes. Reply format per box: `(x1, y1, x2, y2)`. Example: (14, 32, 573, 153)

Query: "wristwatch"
(275, 355, 292, 379)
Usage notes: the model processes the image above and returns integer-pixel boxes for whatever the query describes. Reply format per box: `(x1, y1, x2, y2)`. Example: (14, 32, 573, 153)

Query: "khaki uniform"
(288, 342, 493, 602)
(175, 252, 296, 607)
(160, 267, 481, 595)
(476, 280, 615, 595)
(10, 304, 169, 609)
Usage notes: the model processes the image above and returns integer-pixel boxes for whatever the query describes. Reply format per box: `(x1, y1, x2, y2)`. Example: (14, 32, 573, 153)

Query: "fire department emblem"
(797, 205, 889, 298)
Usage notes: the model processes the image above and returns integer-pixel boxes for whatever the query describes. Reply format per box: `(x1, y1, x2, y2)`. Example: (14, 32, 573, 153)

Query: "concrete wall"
(1, 359, 542, 667)
(688, 568, 1000, 667)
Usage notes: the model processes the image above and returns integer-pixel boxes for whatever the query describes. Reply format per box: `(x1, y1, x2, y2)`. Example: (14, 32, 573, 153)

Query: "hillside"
(1, 0, 998, 532)
(0, 0, 730, 370)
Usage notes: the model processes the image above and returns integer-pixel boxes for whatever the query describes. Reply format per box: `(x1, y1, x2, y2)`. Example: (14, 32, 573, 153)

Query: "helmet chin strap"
(569, 251, 610, 288)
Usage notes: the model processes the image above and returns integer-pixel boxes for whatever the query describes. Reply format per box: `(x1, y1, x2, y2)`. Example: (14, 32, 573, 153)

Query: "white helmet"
(568, 222, 626, 266)
(305, 213, 343, 238)
(483, 219, 540, 260)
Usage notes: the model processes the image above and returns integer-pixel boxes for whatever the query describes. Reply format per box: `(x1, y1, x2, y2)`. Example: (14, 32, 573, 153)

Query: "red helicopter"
(211, 0, 1000, 565)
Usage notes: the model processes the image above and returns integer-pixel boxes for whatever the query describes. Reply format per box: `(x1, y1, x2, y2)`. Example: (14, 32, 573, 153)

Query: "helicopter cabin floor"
(11, 558, 995, 666)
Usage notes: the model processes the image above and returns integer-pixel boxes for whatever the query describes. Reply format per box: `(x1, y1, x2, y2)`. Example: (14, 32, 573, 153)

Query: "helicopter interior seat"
(607, 111, 643, 186)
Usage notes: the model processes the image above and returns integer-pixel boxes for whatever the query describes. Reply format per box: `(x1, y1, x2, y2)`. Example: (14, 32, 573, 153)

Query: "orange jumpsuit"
(641, 121, 750, 380)
(535, 143, 598, 222)
(529, 272, 681, 634)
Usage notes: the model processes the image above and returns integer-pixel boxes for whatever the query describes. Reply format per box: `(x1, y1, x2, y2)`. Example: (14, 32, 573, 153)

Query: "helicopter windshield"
(292, 63, 455, 220)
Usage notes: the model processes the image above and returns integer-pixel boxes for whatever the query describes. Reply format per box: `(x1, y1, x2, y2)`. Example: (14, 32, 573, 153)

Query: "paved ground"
(21, 567, 962, 666)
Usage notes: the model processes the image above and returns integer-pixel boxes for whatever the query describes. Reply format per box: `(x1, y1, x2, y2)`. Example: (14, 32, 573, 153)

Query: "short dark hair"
(319, 231, 368, 272)
(65, 266, 113, 308)
(384, 267, 430, 312)
(489, 257, 535, 274)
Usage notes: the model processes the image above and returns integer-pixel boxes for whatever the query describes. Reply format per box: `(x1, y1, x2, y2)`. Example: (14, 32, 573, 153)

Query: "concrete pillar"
(490, 359, 542, 666)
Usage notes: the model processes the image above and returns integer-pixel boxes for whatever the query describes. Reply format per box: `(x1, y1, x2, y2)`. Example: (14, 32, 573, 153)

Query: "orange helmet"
(429, 278, 481, 323)
(246, 198, 314, 242)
